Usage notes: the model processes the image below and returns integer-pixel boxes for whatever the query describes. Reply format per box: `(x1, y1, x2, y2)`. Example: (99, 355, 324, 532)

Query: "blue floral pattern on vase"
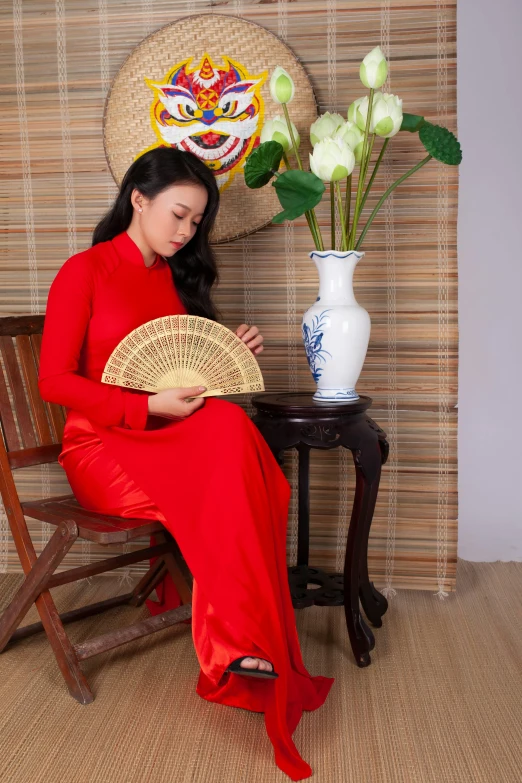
(302, 310, 332, 382)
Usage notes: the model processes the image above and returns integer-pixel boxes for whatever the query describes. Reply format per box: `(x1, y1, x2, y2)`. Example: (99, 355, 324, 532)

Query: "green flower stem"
(330, 183, 336, 250)
(351, 133, 376, 245)
(282, 150, 321, 250)
(309, 214, 324, 250)
(282, 103, 303, 171)
(349, 134, 376, 247)
(362, 133, 376, 190)
(309, 214, 322, 250)
(282, 102, 324, 251)
(355, 154, 433, 250)
(360, 137, 389, 214)
(334, 180, 348, 251)
(348, 88, 375, 248)
(309, 213, 322, 250)
(344, 173, 352, 243)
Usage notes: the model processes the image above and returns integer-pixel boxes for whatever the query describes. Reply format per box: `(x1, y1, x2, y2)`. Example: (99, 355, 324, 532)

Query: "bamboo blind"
(0, 0, 458, 597)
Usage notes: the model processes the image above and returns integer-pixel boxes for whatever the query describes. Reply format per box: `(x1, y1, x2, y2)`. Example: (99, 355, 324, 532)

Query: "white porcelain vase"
(302, 249, 370, 402)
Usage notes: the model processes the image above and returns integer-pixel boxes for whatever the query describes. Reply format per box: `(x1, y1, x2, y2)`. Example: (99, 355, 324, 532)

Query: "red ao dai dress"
(38, 230, 334, 780)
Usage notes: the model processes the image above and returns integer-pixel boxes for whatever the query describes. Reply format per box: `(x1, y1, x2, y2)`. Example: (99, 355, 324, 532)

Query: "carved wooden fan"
(101, 315, 265, 398)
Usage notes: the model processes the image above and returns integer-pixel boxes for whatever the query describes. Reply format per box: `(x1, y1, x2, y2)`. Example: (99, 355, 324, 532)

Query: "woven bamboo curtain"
(0, 0, 457, 597)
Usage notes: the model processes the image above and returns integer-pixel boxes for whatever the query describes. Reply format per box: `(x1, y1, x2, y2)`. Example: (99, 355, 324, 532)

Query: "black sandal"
(225, 656, 279, 679)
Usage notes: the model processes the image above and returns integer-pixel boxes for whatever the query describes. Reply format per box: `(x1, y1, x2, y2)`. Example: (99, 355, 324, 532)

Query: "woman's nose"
(179, 219, 193, 237)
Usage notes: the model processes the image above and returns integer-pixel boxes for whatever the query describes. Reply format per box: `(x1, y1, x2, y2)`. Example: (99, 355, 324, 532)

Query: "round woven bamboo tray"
(103, 12, 318, 244)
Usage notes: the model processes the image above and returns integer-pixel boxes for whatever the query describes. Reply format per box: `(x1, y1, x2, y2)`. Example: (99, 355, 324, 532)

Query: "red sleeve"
(38, 251, 149, 430)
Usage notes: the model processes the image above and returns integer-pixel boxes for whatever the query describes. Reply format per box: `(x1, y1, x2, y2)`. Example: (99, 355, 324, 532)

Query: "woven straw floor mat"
(0, 559, 520, 783)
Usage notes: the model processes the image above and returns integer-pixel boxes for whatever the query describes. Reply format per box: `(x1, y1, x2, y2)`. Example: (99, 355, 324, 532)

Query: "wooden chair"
(0, 315, 192, 704)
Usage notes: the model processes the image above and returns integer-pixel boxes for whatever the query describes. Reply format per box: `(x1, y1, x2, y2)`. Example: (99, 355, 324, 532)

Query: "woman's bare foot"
(239, 657, 273, 673)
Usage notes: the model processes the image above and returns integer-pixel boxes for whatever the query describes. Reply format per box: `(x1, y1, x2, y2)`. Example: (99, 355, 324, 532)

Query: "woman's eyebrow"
(174, 202, 204, 217)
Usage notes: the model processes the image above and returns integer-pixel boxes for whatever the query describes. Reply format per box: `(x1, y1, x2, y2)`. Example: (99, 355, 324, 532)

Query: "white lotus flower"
(359, 46, 388, 89)
(348, 90, 382, 131)
(371, 92, 403, 138)
(260, 116, 300, 154)
(333, 121, 365, 164)
(269, 66, 295, 104)
(310, 112, 345, 147)
(309, 137, 355, 182)
(353, 91, 384, 132)
(347, 97, 364, 125)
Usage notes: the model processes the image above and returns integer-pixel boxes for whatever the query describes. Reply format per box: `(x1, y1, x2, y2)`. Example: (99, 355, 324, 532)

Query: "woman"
(38, 147, 334, 781)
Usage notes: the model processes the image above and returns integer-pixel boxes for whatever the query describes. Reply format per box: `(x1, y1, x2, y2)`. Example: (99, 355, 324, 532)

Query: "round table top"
(251, 392, 373, 417)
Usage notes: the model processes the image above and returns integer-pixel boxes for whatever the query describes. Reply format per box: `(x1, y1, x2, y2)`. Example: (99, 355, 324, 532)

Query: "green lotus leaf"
(244, 141, 285, 188)
(419, 121, 462, 165)
(400, 113, 426, 133)
(271, 169, 325, 223)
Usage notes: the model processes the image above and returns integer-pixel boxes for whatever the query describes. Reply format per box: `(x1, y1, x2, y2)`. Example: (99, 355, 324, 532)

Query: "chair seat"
(22, 494, 165, 544)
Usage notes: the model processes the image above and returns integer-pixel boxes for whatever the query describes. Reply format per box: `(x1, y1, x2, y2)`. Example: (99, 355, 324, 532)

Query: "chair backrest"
(0, 315, 66, 470)
(0, 315, 68, 571)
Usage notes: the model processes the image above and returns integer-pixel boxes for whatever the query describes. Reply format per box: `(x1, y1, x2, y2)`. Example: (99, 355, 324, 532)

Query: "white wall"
(457, 0, 522, 560)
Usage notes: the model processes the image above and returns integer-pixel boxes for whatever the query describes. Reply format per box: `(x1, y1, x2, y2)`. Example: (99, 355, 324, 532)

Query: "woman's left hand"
(235, 323, 264, 356)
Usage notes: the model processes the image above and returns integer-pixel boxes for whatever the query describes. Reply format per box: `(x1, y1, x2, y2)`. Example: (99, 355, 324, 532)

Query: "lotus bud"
(354, 91, 384, 132)
(348, 91, 381, 130)
(269, 66, 295, 104)
(333, 121, 365, 164)
(310, 112, 345, 147)
(359, 46, 388, 89)
(260, 116, 300, 154)
(347, 97, 365, 124)
(371, 92, 403, 138)
(309, 137, 355, 182)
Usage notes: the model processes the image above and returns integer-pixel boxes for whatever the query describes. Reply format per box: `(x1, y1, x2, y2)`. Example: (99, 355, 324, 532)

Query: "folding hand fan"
(101, 315, 265, 398)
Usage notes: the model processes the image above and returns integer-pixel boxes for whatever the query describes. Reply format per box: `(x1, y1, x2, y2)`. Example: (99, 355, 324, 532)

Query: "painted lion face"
(143, 53, 267, 192)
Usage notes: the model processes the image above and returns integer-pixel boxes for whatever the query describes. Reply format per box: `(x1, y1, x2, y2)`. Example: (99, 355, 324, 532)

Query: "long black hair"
(92, 147, 222, 322)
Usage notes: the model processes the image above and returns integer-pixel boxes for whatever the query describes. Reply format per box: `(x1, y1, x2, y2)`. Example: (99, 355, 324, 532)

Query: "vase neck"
(310, 250, 364, 305)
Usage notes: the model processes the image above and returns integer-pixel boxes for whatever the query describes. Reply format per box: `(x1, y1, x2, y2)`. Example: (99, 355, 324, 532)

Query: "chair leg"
(0, 520, 78, 653)
(35, 589, 94, 704)
(155, 531, 192, 605)
(0, 519, 93, 704)
(128, 559, 168, 607)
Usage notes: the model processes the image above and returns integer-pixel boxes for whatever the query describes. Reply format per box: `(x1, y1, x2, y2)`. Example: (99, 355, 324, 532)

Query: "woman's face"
(132, 182, 209, 258)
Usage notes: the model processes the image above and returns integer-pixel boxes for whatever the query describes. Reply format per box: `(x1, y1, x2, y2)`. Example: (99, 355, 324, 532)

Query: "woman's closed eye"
(174, 212, 199, 227)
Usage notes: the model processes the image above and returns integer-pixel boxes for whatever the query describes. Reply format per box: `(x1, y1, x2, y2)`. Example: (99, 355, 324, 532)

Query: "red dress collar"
(112, 230, 165, 270)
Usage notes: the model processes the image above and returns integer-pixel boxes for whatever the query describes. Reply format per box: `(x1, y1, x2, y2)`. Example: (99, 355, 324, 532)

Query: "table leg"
(297, 443, 311, 567)
(358, 466, 388, 628)
(343, 462, 375, 667)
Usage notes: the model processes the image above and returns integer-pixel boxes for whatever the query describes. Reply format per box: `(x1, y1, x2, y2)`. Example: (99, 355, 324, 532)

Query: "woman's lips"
(170, 241, 183, 248)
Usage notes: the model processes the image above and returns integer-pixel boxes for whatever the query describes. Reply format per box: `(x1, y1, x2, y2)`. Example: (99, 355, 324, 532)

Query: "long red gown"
(38, 230, 334, 780)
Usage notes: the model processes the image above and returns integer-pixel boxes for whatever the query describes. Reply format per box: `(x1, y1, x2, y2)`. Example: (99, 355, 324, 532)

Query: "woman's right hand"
(147, 385, 207, 420)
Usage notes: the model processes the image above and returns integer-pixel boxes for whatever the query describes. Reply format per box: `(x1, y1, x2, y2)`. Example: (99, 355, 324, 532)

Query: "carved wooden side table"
(251, 392, 389, 667)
